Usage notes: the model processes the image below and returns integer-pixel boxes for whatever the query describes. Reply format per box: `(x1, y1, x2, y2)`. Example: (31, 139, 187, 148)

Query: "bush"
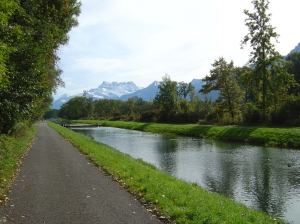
(140, 110, 160, 122)
(0, 135, 10, 158)
(10, 121, 30, 137)
(242, 102, 262, 125)
(206, 108, 221, 123)
(270, 95, 300, 126)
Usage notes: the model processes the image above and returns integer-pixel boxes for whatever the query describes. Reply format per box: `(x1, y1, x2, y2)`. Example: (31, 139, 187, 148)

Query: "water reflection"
(72, 127, 300, 223)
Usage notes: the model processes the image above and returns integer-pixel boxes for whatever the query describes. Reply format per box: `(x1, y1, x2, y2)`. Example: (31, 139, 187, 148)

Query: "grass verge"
(72, 120, 300, 148)
(0, 126, 37, 203)
(48, 121, 283, 223)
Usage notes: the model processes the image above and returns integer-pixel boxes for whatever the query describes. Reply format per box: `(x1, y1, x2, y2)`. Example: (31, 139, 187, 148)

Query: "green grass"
(0, 126, 37, 202)
(72, 120, 300, 148)
(49, 121, 284, 223)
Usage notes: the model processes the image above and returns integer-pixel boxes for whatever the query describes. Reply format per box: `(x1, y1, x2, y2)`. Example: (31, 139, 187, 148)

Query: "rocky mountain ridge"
(51, 79, 218, 109)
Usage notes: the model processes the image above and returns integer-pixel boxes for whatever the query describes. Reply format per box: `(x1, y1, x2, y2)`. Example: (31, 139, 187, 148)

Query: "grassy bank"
(0, 126, 37, 202)
(49, 121, 283, 223)
(72, 120, 300, 148)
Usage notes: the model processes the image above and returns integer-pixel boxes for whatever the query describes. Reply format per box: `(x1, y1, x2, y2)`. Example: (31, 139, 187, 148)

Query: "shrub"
(140, 110, 160, 122)
(242, 102, 262, 125)
(270, 95, 300, 126)
(10, 121, 30, 137)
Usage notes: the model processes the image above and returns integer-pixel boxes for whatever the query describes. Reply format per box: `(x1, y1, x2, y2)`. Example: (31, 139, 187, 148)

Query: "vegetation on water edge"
(0, 126, 37, 202)
(71, 120, 300, 148)
(48, 121, 284, 223)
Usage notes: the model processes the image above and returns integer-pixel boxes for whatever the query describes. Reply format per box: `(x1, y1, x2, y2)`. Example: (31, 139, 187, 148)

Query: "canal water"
(72, 127, 300, 223)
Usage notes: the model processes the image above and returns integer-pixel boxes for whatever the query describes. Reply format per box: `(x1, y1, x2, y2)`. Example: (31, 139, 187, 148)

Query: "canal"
(72, 126, 300, 223)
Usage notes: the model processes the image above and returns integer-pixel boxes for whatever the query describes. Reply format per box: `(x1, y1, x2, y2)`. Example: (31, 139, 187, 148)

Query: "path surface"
(0, 122, 162, 223)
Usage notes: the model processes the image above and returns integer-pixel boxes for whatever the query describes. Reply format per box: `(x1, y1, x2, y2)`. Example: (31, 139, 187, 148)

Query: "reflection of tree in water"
(253, 152, 300, 222)
(153, 134, 178, 175)
(202, 142, 297, 218)
(250, 149, 291, 218)
(202, 145, 239, 198)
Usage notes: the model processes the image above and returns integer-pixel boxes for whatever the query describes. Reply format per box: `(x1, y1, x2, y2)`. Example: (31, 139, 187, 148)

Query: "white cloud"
(72, 58, 123, 73)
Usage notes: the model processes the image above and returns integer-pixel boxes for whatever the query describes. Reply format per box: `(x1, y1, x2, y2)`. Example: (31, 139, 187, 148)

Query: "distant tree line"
(0, 0, 81, 134)
(57, 75, 215, 123)
(57, 0, 300, 126)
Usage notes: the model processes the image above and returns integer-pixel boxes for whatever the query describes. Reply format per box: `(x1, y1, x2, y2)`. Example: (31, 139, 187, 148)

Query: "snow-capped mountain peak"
(89, 81, 143, 98)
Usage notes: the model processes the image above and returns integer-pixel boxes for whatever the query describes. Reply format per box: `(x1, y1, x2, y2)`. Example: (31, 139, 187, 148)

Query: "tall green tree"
(83, 91, 94, 118)
(240, 0, 290, 119)
(154, 74, 179, 115)
(58, 96, 89, 120)
(178, 82, 194, 100)
(200, 57, 244, 120)
(0, 0, 81, 134)
(0, 0, 20, 86)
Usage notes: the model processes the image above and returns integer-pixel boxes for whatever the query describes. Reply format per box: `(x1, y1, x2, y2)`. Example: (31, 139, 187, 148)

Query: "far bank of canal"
(72, 126, 300, 224)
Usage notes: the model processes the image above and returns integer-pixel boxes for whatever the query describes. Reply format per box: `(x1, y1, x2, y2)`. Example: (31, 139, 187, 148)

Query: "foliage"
(235, 66, 258, 103)
(286, 51, 300, 94)
(240, 0, 293, 120)
(178, 81, 194, 99)
(201, 57, 244, 122)
(49, 121, 284, 223)
(154, 74, 179, 116)
(59, 96, 88, 119)
(83, 91, 94, 118)
(44, 109, 59, 119)
(0, 0, 81, 134)
(140, 110, 160, 122)
(270, 95, 300, 126)
(242, 102, 262, 125)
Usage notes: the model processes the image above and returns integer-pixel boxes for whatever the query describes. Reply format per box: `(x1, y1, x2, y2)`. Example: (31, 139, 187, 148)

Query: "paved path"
(0, 122, 162, 223)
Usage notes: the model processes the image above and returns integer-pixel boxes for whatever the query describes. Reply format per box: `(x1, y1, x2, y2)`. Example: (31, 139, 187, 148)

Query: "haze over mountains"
(52, 42, 300, 110)
(51, 79, 218, 109)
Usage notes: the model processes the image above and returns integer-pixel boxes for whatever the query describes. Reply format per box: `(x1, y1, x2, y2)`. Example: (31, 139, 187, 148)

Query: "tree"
(286, 52, 300, 94)
(178, 82, 194, 100)
(200, 57, 244, 120)
(0, 0, 81, 134)
(154, 74, 179, 115)
(240, 0, 286, 119)
(58, 97, 87, 120)
(82, 91, 94, 118)
(0, 0, 20, 86)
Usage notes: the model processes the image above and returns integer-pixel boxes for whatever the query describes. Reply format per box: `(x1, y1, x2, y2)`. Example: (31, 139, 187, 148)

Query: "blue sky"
(53, 0, 300, 100)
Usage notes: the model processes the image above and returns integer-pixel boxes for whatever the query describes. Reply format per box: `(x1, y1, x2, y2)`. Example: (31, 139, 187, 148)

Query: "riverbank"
(71, 120, 300, 148)
(49, 121, 284, 223)
(0, 126, 36, 202)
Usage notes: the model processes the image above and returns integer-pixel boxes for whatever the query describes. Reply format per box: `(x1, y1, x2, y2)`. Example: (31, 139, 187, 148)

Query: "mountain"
(120, 81, 159, 101)
(51, 79, 219, 109)
(87, 81, 142, 100)
(289, 42, 300, 54)
(51, 94, 76, 109)
(190, 79, 218, 101)
(51, 81, 142, 109)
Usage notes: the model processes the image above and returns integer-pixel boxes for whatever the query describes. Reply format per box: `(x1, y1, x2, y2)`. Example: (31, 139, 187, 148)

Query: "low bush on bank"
(0, 127, 36, 201)
(73, 120, 300, 148)
(49, 121, 284, 223)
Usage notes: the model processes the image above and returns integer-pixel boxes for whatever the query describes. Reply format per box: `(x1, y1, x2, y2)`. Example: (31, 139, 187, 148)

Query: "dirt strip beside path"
(0, 122, 162, 224)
